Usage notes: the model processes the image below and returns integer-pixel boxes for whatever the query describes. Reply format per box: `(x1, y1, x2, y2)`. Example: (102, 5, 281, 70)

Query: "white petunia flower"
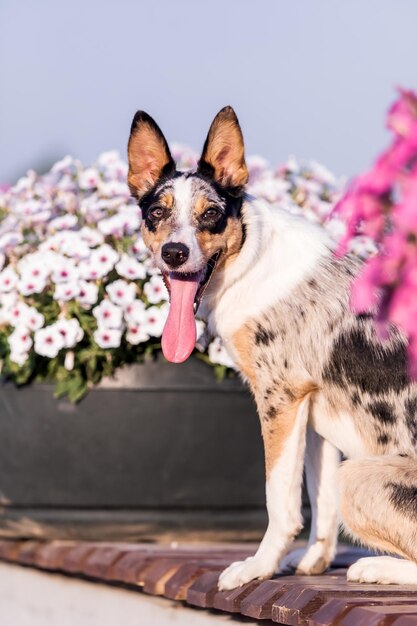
(0, 232, 23, 251)
(124, 299, 146, 325)
(17, 255, 49, 281)
(143, 275, 168, 304)
(79, 226, 104, 248)
(78, 167, 101, 190)
(89, 244, 119, 273)
(51, 257, 79, 284)
(131, 237, 148, 260)
(93, 300, 123, 329)
(93, 327, 122, 349)
(10, 350, 29, 366)
(78, 258, 109, 281)
(54, 318, 84, 348)
(60, 234, 91, 260)
(76, 280, 99, 307)
(48, 214, 78, 232)
(208, 337, 235, 368)
(0, 291, 18, 309)
(34, 326, 65, 358)
(4, 301, 30, 326)
(106, 279, 136, 308)
(54, 281, 80, 301)
(115, 253, 146, 280)
(25, 307, 45, 331)
(17, 273, 47, 296)
(126, 323, 150, 345)
(143, 304, 168, 337)
(0, 267, 18, 292)
(8, 324, 33, 354)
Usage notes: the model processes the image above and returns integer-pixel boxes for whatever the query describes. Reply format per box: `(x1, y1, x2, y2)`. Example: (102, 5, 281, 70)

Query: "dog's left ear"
(198, 106, 248, 191)
(128, 111, 175, 199)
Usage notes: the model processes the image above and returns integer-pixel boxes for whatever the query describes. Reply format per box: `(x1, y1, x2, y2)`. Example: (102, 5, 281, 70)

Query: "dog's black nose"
(161, 242, 190, 268)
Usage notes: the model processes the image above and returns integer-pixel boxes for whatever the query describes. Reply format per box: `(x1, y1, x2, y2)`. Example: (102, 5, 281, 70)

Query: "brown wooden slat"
(309, 596, 417, 626)
(212, 580, 262, 613)
(34, 541, 75, 570)
(61, 543, 98, 573)
(0, 540, 24, 561)
(142, 558, 190, 595)
(240, 579, 293, 619)
(15, 540, 43, 565)
(81, 546, 130, 579)
(186, 571, 222, 607)
(165, 562, 221, 600)
(340, 605, 417, 626)
(104, 549, 154, 583)
(393, 617, 417, 626)
(272, 578, 417, 626)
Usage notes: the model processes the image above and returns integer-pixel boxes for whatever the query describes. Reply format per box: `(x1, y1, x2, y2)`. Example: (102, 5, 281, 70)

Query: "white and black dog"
(127, 106, 417, 588)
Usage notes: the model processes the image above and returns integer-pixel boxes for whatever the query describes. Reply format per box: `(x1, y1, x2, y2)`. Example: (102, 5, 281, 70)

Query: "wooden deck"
(1, 540, 417, 624)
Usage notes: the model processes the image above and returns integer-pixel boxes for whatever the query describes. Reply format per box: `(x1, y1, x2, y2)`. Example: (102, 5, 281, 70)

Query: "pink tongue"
(162, 274, 199, 363)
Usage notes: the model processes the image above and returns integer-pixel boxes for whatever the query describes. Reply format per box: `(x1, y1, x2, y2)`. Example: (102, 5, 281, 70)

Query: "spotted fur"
(128, 106, 417, 589)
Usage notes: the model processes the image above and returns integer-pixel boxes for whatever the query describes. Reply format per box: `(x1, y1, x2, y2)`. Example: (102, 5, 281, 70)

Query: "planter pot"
(0, 356, 271, 541)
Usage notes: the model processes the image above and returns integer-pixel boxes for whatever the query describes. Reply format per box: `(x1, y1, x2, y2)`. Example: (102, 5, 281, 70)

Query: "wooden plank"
(340, 605, 417, 626)
(212, 580, 263, 613)
(272, 579, 417, 625)
(165, 562, 221, 601)
(186, 571, 222, 608)
(240, 579, 293, 619)
(309, 596, 417, 626)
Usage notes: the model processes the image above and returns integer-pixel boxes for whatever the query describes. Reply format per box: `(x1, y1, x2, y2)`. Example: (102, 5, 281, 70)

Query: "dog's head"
(127, 106, 248, 363)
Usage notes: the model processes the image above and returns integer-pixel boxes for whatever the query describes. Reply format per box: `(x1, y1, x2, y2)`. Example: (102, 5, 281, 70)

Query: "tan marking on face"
(194, 195, 212, 216)
(141, 221, 173, 255)
(196, 216, 244, 265)
(159, 192, 174, 209)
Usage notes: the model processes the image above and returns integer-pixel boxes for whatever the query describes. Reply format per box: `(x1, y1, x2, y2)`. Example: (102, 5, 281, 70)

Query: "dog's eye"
(149, 207, 164, 220)
(202, 207, 220, 220)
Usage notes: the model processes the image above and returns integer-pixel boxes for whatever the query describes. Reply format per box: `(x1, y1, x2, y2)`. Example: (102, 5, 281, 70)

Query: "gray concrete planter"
(0, 356, 268, 541)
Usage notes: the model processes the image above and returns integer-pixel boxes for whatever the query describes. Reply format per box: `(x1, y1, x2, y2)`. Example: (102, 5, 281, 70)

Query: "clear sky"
(1, 0, 417, 183)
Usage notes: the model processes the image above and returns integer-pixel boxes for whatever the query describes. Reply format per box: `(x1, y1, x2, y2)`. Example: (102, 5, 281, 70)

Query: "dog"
(127, 106, 417, 588)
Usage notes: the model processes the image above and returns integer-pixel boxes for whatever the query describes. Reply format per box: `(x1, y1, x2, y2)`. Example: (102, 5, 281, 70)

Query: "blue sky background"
(1, 0, 417, 183)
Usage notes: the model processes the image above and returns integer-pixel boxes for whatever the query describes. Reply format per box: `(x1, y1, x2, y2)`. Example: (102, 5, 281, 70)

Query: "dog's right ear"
(128, 111, 175, 200)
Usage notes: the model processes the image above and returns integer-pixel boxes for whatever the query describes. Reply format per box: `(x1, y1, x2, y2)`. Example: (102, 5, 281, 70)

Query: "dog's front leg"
(218, 393, 311, 590)
(280, 427, 340, 574)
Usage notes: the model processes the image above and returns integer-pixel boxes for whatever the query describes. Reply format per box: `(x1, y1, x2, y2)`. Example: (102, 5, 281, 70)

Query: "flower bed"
(0, 148, 343, 401)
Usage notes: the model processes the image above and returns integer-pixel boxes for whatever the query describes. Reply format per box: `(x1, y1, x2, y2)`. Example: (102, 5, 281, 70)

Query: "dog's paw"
(218, 556, 276, 591)
(347, 556, 417, 585)
(279, 542, 333, 575)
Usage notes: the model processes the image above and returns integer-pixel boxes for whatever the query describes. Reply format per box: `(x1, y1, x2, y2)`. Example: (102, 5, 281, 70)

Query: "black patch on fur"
(265, 406, 277, 420)
(323, 323, 409, 395)
(368, 400, 396, 424)
(254, 325, 276, 346)
(284, 359, 288, 369)
(351, 391, 361, 407)
(387, 482, 417, 518)
(405, 396, 417, 443)
(307, 278, 317, 289)
(377, 433, 390, 445)
(284, 386, 296, 402)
